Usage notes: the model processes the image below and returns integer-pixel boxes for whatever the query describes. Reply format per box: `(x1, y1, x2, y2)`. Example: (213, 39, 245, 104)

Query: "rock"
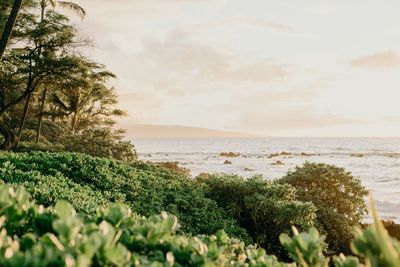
(243, 167, 255, 171)
(271, 160, 284, 166)
(350, 153, 364, 158)
(224, 160, 232, 165)
(267, 151, 291, 158)
(220, 152, 240, 157)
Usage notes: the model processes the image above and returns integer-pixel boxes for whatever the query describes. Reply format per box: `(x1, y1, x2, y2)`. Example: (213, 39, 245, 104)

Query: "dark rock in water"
(350, 153, 364, 158)
(271, 160, 284, 166)
(267, 151, 291, 158)
(243, 167, 255, 171)
(220, 152, 240, 157)
(224, 160, 232, 165)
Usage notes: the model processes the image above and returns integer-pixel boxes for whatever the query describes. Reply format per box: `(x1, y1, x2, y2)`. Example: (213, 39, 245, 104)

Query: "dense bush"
(17, 128, 138, 163)
(280, 162, 368, 254)
(0, 152, 249, 241)
(0, 183, 398, 267)
(201, 174, 317, 258)
(154, 161, 191, 176)
(63, 128, 137, 163)
(0, 184, 287, 267)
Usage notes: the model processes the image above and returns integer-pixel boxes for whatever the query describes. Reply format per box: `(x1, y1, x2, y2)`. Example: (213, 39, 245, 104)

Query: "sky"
(70, 0, 400, 137)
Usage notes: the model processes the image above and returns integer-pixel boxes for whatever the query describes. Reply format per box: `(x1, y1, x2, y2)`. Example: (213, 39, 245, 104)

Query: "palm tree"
(32, 1, 85, 143)
(0, 0, 25, 62)
(0, 0, 84, 62)
(13, 0, 86, 144)
(40, 1, 86, 20)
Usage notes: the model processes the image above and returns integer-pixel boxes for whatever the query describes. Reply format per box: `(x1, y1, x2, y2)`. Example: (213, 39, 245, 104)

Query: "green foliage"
(154, 161, 191, 176)
(202, 174, 317, 258)
(0, 151, 249, 241)
(280, 162, 368, 254)
(16, 128, 138, 163)
(280, 227, 329, 267)
(0, 183, 398, 267)
(63, 128, 137, 162)
(0, 183, 292, 267)
(0, 0, 131, 155)
(279, 201, 400, 267)
(350, 202, 400, 267)
(17, 140, 64, 152)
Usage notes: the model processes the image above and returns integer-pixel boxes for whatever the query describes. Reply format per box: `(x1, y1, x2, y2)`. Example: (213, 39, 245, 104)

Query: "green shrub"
(349, 201, 400, 267)
(0, 152, 249, 241)
(280, 162, 368, 254)
(17, 141, 65, 153)
(202, 174, 317, 258)
(154, 161, 191, 176)
(280, 227, 329, 267)
(0, 183, 290, 267)
(63, 128, 137, 163)
(17, 128, 138, 163)
(0, 183, 398, 267)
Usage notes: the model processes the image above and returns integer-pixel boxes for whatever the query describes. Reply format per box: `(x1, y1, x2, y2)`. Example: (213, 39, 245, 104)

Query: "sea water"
(134, 137, 400, 222)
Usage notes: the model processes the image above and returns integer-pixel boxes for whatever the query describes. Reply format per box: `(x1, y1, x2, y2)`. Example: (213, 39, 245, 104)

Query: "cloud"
(225, 17, 297, 33)
(350, 50, 400, 69)
(190, 16, 298, 34)
(117, 91, 164, 123)
(135, 29, 289, 89)
(238, 106, 363, 133)
(76, 0, 223, 16)
(382, 115, 400, 123)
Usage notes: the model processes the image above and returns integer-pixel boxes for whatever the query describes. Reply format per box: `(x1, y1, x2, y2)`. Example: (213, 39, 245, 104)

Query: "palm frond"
(50, 94, 70, 111)
(57, 1, 86, 19)
(49, 0, 57, 7)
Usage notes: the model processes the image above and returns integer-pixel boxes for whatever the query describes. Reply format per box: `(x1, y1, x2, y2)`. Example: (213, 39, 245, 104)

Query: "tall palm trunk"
(35, 88, 47, 143)
(0, 0, 23, 62)
(71, 89, 80, 134)
(71, 110, 79, 134)
(33, 2, 47, 144)
(16, 92, 32, 148)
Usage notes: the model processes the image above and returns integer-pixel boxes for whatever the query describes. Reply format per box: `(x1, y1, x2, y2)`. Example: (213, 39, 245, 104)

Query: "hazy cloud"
(225, 17, 297, 33)
(350, 50, 400, 69)
(190, 16, 298, 34)
(136, 29, 289, 87)
(238, 106, 363, 132)
(70, 1, 400, 136)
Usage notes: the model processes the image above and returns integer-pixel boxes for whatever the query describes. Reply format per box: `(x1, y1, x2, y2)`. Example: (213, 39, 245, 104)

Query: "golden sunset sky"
(72, 0, 400, 137)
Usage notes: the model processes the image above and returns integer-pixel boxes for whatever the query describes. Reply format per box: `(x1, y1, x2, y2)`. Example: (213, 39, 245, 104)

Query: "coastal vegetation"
(280, 163, 368, 254)
(1, 1, 399, 266)
(0, 175, 399, 266)
(0, 150, 397, 265)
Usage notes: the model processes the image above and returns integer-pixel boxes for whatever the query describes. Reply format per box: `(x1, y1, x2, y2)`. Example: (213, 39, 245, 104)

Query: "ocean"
(134, 137, 400, 222)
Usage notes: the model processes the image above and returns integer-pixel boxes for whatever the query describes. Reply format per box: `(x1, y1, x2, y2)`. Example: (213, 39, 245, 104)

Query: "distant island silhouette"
(122, 124, 261, 138)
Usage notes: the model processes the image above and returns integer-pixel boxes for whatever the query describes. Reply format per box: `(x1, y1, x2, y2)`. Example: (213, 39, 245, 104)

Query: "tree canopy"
(0, 0, 136, 161)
